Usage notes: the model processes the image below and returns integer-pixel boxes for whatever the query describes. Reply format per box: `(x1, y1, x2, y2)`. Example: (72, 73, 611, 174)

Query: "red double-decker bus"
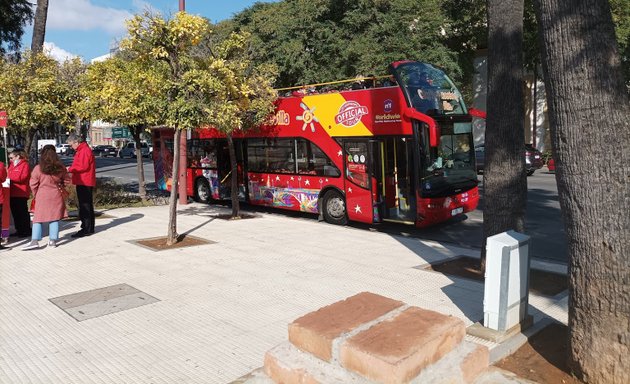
(152, 61, 479, 227)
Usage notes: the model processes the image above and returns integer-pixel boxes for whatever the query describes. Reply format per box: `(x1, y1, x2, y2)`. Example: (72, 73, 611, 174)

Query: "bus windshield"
(395, 62, 467, 115)
(420, 122, 477, 196)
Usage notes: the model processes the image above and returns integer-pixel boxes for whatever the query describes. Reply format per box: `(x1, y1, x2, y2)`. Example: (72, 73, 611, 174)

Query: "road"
(369, 169, 567, 263)
(75, 154, 566, 263)
(61, 155, 155, 186)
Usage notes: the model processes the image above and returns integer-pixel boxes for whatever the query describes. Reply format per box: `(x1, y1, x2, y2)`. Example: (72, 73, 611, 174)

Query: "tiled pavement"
(0, 203, 568, 383)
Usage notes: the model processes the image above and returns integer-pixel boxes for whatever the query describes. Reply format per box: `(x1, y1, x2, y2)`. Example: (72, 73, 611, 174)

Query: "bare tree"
(534, 0, 630, 382)
(482, 0, 528, 270)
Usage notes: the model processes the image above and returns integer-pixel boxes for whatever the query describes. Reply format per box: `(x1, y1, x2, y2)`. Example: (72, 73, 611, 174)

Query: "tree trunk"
(227, 133, 240, 218)
(482, 0, 528, 270)
(166, 128, 181, 245)
(131, 126, 147, 202)
(534, 0, 630, 382)
(24, 128, 37, 158)
(30, 0, 49, 53)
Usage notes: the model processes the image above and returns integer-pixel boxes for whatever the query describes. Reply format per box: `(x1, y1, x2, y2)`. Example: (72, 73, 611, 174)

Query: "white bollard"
(483, 230, 530, 331)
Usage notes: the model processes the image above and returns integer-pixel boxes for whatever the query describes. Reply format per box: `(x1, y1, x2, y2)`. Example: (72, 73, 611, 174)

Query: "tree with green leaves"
(0, 0, 34, 54)
(192, 31, 277, 217)
(122, 11, 211, 245)
(534, 0, 629, 382)
(0, 53, 67, 155)
(79, 56, 168, 202)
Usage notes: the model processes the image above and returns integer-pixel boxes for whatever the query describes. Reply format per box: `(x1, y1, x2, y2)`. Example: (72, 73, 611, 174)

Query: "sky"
(22, 0, 277, 62)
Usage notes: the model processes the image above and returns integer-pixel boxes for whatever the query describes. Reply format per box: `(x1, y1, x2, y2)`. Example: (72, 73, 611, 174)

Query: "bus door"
(217, 139, 246, 200)
(382, 136, 417, 224)
(343, 139, 375, 224)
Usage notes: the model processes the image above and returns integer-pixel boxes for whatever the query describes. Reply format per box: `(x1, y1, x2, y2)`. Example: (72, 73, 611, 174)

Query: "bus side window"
(296, 139, 340, 177)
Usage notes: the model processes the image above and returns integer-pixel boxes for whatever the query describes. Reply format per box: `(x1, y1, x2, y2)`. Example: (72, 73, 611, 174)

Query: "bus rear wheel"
(195, 178, 210, 203)
(322, 190, 347, 225)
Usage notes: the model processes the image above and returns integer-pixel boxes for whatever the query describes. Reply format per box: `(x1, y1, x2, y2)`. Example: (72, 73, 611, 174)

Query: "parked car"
(92, 145, 118, 158)
(474, 144, 543, 176)
(524, 144, 544, 175)
(55, 144, 72, 155)
(118, 141, 150, 158)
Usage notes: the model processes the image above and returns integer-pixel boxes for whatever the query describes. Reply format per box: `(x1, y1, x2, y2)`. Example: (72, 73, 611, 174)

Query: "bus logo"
(384, 99, 393, 112)
(275, 110, 290, 126)
(335, 101, 368, 127)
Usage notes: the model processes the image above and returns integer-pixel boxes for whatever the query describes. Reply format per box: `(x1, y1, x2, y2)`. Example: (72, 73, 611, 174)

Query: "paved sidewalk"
(0, 203, 568, 383)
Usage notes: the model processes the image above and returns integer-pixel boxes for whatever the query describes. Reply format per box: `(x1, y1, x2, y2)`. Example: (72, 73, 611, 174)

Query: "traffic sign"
(111, 127, 131, 139)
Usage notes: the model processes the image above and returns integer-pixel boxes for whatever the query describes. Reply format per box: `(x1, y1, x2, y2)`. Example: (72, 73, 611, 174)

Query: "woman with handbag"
(22, 145, 70, 250)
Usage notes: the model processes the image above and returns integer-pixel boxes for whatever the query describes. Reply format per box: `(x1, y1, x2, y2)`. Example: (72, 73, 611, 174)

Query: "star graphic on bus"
(275, 175, 280, 181)
(354, 204, 362, 213)
(338, 150, 343, 157)
(348, 187, 353, 193)
(296, 102, 319, 132)
(305, 179, 310, 186)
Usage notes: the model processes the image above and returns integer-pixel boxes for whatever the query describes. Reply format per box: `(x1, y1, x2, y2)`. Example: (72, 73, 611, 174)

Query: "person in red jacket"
(0, 160, 6, 249)
(67, 133, 96, 237)
(8, 150, 32, 237)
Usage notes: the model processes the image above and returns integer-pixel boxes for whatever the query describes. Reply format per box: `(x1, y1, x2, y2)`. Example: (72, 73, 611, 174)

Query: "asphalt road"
(367, 169, 567, 263)
(66, 153, 566, 263)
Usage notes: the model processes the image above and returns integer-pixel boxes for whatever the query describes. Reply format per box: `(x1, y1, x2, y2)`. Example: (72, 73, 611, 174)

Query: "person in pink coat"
(22, 145, 70, 250)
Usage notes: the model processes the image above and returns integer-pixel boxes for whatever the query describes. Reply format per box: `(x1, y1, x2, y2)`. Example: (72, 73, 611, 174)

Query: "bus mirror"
(403, 107, 440, 147)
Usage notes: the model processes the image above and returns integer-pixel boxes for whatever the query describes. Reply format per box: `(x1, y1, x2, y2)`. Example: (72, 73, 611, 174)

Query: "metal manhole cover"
(49, 283, 160, 322)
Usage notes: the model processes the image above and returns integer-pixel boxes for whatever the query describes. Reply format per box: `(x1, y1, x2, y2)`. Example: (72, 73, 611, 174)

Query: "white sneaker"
(22, 241, 40, 251)
(48, 240, 57, 248)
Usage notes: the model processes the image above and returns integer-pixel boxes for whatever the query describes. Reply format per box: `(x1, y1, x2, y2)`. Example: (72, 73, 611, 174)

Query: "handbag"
(29, 198, 36, 212)
(56, 178, 70, 200)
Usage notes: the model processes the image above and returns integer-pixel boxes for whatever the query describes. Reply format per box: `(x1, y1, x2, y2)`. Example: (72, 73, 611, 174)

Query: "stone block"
(340, 307, 465, 384)
(288, 292, 404, 362)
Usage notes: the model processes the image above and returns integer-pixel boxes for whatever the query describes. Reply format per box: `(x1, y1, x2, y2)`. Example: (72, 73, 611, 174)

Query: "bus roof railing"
(274, 74, 392, 92)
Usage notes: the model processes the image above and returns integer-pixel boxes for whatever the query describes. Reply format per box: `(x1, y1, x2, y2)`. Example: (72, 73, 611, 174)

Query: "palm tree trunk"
(482, 0, 528, 271)
(31, 0, 49, 53)
(534, 0, 630, 382)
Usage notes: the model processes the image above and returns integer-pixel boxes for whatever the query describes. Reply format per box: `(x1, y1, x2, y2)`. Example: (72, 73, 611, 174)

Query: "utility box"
(483, 230, 531, 331)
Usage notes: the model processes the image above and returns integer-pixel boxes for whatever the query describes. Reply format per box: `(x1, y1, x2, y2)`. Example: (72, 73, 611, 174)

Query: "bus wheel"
(322, 190, 347, 225)
(195, 179, 210, 203)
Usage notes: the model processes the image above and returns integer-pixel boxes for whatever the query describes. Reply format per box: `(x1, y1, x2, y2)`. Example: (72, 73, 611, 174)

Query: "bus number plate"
(451, 207, 463, 216)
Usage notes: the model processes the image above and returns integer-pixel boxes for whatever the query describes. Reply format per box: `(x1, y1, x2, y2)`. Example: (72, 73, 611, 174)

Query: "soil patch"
(495, 322, 584, 384)
(426, 256, 567, 296)
(133, 234, 215, 251)
(214, 213, 260, 220)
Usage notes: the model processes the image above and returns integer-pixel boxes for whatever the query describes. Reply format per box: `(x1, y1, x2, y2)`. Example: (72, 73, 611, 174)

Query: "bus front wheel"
(322, 190, 347, 225)
(195, 179, 210, 203)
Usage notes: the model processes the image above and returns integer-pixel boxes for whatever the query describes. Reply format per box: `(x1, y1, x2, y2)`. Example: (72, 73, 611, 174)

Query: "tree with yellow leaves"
(121, 11, 210, 245)
(79, 55, 169, 202)
(190, 31, 277, 218)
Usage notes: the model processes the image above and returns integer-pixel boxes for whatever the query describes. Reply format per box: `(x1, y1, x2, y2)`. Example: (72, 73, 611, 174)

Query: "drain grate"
(49, 283, 160, 322)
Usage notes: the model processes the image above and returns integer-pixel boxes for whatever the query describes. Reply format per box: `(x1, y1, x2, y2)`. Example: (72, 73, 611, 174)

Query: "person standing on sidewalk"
(8, 150, 32, 238)
(66, 133, 96, 237)
(0, 161, 7, 250)
(22, 145, 70, 250)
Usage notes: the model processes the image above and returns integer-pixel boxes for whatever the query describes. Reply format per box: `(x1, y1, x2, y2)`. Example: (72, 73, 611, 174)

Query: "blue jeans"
(32, 221, 60, 241)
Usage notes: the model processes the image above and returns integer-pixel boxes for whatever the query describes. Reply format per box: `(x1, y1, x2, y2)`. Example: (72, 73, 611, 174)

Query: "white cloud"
(47, 0, 134, 35)
(43, 42, 80, 62)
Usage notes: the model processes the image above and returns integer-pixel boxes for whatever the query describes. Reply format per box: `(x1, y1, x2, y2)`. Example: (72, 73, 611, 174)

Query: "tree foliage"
(0, 53, 75, 154)
(220, 0, 460, 87)
(121, 11, 211, 245)
(0, 0, 33, 54)
(80, 56, 169, 201)
(191, 31, 277, 217)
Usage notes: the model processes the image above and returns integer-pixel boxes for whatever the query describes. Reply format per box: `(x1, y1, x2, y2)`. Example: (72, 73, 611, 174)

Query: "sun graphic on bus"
(296, 102, 319, 132)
